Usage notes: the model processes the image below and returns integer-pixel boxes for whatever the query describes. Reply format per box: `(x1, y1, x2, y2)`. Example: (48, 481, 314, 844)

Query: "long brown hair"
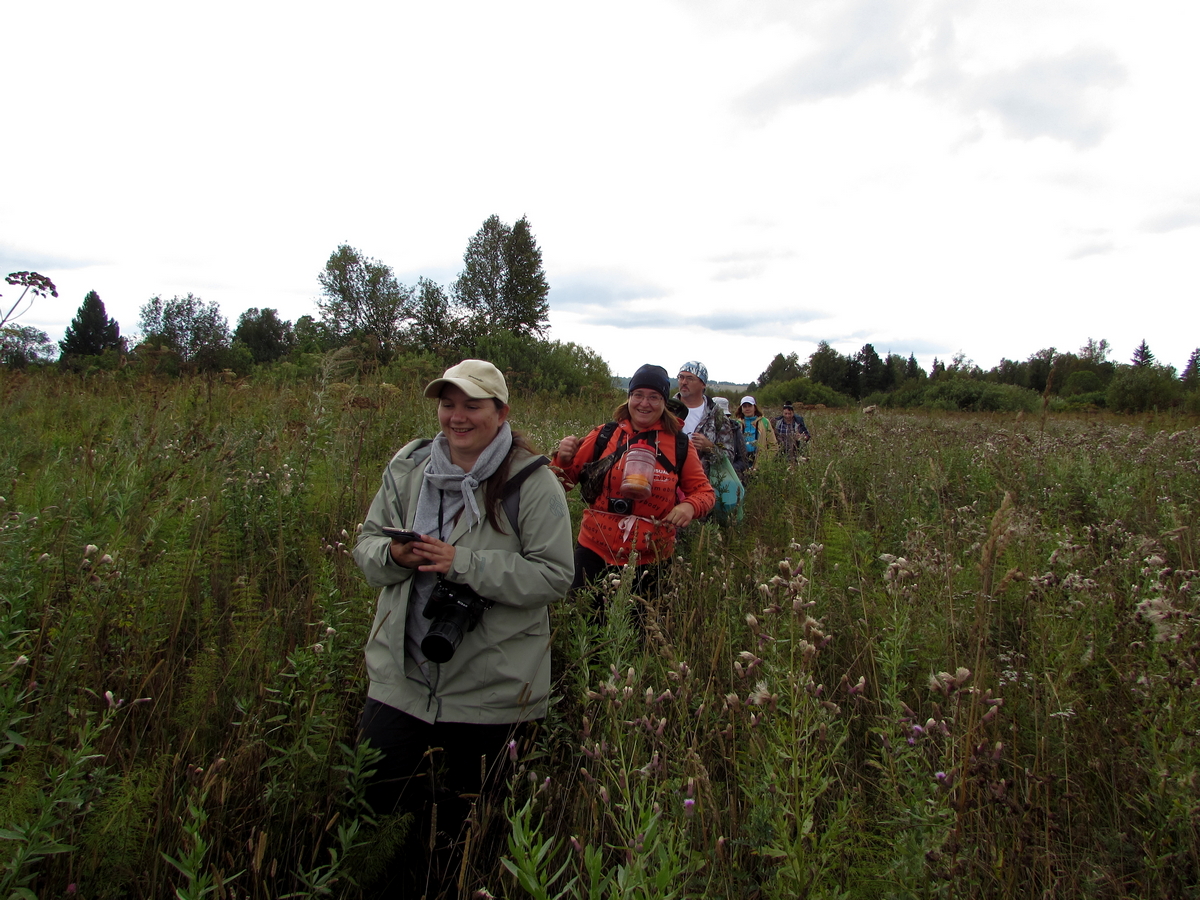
(612, 399, 683, 435)
(483, 398, 538, 533)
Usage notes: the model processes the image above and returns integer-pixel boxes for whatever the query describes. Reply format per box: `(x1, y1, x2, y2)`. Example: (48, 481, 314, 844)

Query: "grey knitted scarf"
(406, 422, 513, 673)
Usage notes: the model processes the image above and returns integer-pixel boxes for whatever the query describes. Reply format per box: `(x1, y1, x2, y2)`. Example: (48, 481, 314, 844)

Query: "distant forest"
(3, 259, 1197, 414)
(741, 339, 1200, 414)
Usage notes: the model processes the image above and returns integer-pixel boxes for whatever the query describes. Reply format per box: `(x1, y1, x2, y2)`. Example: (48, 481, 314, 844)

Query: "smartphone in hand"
(381, 527, 421, 543)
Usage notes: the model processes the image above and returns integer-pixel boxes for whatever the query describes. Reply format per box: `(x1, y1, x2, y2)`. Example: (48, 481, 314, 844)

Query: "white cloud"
(1140, 198, 1200, 234)
(959, 48, 1126, 148)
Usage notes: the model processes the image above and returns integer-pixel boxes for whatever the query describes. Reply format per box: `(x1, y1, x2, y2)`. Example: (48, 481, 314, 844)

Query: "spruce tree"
(1131, 340, 1155, 367)
(501, 216, 550, 337)
(59, 290, 121, 358)
(1182, 348, 1200, 389)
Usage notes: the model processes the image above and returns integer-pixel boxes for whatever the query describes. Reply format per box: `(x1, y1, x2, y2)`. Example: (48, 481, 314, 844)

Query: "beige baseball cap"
(424, 359, 509, 404)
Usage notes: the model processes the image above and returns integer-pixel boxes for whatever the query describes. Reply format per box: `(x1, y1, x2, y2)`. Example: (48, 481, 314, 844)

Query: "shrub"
(1106, 364, 1182, 412)
(756, 376, 852, 408)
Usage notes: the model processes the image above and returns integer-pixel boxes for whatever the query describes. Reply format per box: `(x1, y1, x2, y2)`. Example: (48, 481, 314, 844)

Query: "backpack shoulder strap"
(589, 422, 620, 464)
(501, 456, 550, 537)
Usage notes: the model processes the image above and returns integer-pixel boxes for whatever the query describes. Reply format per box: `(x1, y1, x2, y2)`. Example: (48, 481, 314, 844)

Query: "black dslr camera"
(421, 578, 493, 663)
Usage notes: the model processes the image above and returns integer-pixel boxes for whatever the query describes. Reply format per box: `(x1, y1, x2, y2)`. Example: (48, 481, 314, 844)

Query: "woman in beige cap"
(352, 359, 574, 897)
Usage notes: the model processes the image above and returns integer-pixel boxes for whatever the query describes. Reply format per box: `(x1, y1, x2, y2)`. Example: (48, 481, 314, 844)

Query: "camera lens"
(421, 622, 461, 664)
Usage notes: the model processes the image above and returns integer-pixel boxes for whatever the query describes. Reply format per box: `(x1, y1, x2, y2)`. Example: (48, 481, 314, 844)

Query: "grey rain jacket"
(353, 440, 574, 724)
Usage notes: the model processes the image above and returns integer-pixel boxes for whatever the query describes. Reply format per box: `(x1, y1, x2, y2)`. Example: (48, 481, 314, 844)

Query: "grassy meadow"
(1, 364, 1198, 899)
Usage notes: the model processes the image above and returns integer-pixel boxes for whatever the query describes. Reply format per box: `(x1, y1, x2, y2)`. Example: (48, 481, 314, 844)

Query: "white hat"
(424, 359, 509, 404)
(740, 396, 756, 407)
(713, 396, 730, 413)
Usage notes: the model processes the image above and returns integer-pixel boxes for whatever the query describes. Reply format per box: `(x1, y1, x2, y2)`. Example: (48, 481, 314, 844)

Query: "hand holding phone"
(381, 527, 420, 543)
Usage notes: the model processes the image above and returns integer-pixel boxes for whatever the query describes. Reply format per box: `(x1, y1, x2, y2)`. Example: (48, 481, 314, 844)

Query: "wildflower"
(748, 681, 774, 706)
(313, 643, 325, 653)
(508, 740, 518, 763)
(599, 785, 610, 804)
(325, 626, 336, 636)
(683, 797, 696, 817)
(98, 554, 113, 565)
(12, 655, 28, 667)
(84, 544, 99, 557)
(570, 836, 584, 854)
(38, 553, 51, 563)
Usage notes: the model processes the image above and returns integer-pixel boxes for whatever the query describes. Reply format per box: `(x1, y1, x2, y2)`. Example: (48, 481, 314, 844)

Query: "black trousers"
(357, 699, 529, 899)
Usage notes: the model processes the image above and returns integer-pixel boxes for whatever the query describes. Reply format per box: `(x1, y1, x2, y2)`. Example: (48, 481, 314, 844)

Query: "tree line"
(748, 338, 1200, 413)
(0, 216, 611, 395)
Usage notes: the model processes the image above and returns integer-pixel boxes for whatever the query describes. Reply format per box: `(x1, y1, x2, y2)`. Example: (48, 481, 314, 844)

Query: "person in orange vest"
(552, 363, 714, 604)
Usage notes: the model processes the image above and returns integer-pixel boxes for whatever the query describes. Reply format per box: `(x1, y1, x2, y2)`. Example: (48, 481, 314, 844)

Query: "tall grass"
(1, 369, 1197, 898)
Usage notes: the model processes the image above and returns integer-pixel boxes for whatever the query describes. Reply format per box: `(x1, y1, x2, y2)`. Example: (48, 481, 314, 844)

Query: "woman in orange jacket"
(552, 363, 715, 600)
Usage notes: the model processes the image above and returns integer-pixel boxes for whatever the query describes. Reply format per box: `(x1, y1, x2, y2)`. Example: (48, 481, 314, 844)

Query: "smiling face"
(437, 384, 508, 470)
(628, 388, 666, 431)
(783, 408, 795, 421)
(676, 371, 705, 407)
(741, 402, 755, 416)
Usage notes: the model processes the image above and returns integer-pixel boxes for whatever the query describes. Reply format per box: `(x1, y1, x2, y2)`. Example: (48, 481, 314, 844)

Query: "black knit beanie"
(628, 363, 670, 398)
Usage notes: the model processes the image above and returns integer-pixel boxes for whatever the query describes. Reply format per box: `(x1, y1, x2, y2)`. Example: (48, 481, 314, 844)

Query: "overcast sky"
(4, 0, 1197, 383)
